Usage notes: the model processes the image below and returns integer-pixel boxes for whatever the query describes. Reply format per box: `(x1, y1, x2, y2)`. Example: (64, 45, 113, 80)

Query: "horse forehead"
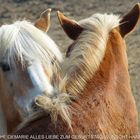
(79, 13, 120, 30)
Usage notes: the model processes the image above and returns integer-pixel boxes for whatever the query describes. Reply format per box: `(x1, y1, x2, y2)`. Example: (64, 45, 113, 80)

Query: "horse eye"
(0, 63, 11, 72)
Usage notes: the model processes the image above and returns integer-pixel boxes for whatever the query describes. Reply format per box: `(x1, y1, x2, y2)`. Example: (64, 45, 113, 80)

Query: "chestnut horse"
(13, 4, 139, 140)
(0, 9, 66, 134)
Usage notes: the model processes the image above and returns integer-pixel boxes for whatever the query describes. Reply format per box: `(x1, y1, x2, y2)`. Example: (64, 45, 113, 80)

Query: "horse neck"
(70, 29, 138, 135)
(83, 29, 132, 97)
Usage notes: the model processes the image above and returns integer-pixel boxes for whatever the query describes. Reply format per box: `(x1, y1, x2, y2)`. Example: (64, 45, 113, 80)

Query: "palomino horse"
(13, 3, 139, 140)
(0, 9, 65, 134)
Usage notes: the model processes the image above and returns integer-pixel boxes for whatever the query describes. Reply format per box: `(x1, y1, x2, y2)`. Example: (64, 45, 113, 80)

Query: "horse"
(12, 3, 140, 140)
(0, 9, 65, 134)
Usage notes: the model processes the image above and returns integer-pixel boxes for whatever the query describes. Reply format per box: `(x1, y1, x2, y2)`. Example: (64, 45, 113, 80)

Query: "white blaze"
(27, 61, 53, 94)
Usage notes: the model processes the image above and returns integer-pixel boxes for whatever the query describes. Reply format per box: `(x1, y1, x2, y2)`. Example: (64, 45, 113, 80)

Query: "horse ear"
(119, 3, 140, 37)
(57, 11, 83, 40)
(34, 9, 51, 32)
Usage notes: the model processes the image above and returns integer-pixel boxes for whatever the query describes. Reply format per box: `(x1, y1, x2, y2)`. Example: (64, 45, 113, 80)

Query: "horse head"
(56, 3, 140, 136)
(0, 9, 63, 134)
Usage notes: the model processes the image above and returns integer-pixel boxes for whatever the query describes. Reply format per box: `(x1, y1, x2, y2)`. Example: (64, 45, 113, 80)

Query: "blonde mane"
(63, 14, 120, 96)
(0, 20, 62, 67)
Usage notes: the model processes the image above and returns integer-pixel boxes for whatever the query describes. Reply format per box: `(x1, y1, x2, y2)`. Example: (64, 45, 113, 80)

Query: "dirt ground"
(0, 0, 140, 131)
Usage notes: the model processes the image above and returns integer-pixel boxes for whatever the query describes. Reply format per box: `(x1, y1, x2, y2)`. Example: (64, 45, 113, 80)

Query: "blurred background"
(0, 0, 140, 131)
